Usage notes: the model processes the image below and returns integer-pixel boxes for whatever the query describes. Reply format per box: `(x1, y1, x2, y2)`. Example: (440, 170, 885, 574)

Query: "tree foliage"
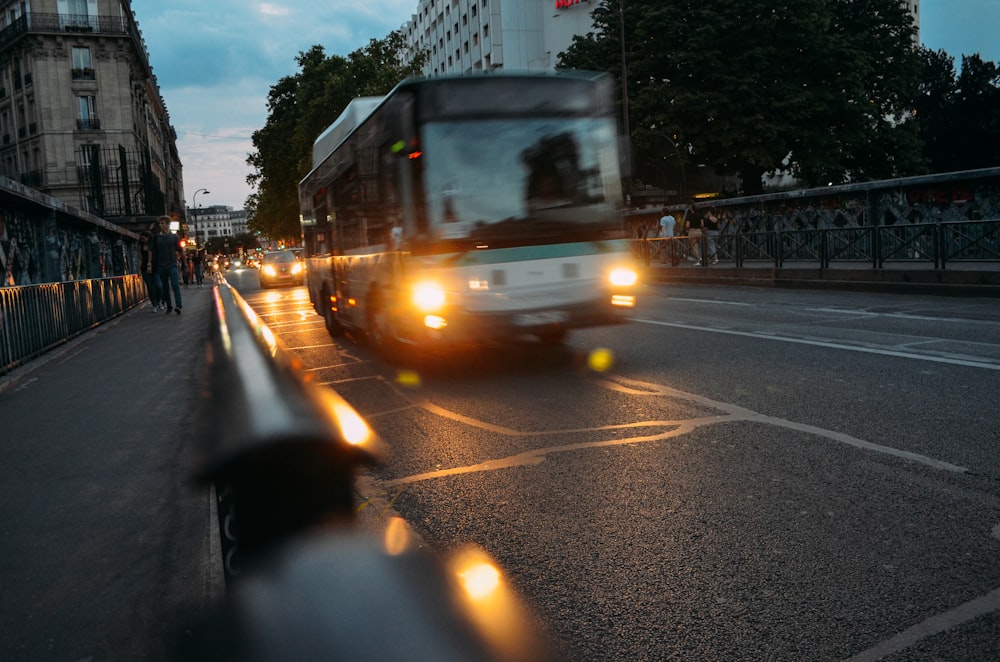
(557, 0, 927, 195)
(245, 33, 423, 240)
(914, 50, 1000, 173)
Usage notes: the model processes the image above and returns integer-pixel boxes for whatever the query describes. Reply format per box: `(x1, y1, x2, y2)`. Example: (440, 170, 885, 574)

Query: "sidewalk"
(0, 283, 222, 661)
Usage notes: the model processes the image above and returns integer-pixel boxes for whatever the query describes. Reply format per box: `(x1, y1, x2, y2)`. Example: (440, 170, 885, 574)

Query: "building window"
(72, 47, 91, 69)
(77, 95, 99, 129)
(71, 47, 95, 79)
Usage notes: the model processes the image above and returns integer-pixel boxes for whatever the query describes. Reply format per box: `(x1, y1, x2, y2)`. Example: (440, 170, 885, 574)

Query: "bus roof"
(300, 70, 611, 194)
(311, 96, 384, 169)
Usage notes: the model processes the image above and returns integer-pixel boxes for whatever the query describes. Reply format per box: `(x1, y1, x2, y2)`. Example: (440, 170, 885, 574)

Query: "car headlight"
(262, 265, 276, 277)
(412, 281, 446, 312)
(291, 262, 303, 275)
(609, 267, 638, 287)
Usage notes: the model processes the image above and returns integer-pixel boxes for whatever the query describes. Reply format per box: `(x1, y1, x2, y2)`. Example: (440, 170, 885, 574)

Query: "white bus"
(299, 71, 638, 358)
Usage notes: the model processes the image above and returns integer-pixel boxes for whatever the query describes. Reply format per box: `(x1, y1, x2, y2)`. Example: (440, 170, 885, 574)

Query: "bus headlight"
(609, 267, 638, 287)
(412, 281, 446, 312)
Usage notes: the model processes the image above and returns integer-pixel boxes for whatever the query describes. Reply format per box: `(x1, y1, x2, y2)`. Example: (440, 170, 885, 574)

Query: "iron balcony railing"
(0, 13, 146, 69)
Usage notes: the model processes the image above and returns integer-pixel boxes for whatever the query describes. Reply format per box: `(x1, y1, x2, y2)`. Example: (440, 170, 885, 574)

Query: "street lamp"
(192, 188, 210, 248)
(593, 0, 630, 197)
(652, 129, 687, 201)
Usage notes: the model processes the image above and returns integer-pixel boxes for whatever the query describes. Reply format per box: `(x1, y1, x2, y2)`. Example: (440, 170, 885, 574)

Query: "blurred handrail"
(200, 281, 386, 570)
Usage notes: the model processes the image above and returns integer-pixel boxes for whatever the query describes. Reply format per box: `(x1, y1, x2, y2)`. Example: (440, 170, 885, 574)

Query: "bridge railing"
(0, 275, 145, 376)
(636, 218, 1000, 269)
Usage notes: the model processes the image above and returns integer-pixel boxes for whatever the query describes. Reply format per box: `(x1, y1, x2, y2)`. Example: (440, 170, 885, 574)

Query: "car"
(259, 250, 305, 288)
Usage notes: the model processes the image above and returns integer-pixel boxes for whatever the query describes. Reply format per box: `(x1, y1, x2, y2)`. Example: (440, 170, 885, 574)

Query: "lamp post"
(192, 188, 210, 249)
(593, 0, 630, 197)
(653, 131, 686, 201)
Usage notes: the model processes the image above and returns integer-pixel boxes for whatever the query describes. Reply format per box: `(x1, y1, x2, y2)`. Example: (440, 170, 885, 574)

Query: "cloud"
(258, 3, 291, 17)
(132, 0, 417, 208)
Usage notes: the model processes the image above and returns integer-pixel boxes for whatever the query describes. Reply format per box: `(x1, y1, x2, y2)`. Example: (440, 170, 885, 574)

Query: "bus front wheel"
(367, 295, 402, 361)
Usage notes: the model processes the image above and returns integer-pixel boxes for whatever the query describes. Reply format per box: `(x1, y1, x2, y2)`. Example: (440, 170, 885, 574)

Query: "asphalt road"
(228, 269, 1000, 661)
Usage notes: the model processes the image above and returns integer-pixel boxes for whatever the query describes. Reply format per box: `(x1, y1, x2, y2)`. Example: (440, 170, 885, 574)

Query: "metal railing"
(0, 275, 145, 376)
(185, 281, 555, 660)
(636, 218, 1000, 270)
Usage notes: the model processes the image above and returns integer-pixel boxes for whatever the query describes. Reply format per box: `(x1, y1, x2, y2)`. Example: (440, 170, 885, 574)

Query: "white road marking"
(844, 586, 1000, 662)
(632, 318, 1000, 370)
(381, 376, 968, 488)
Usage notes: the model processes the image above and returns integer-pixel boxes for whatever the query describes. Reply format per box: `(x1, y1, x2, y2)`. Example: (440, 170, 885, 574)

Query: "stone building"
(0, 0, 183, 231)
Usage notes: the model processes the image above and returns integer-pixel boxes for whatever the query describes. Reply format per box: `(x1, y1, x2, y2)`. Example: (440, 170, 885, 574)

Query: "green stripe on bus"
(430, 240, 630, 267)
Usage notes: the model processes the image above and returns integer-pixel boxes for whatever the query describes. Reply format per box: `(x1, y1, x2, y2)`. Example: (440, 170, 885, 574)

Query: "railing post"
(819, 229, 829, 269)
(934, 219, 944, 270)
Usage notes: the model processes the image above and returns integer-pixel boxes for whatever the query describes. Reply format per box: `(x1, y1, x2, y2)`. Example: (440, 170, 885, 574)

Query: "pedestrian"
(150, 215, 184, 315)
(138, 230, 160, 310)
(193, 249, 205, 287)
(658, 208, 677, 265)
(684, 204, 704, 265)
(704, 210, 720, 265)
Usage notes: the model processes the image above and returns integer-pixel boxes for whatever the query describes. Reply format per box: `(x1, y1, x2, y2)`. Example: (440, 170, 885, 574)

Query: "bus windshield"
(420, 117, 622, 244)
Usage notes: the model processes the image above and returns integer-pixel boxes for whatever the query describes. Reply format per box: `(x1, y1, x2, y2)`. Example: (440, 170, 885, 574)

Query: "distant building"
(185, 204, 248, 252)
(401, 1, 920, 77)
(0, 0, 184, 229)
(401, 0, 595, 75)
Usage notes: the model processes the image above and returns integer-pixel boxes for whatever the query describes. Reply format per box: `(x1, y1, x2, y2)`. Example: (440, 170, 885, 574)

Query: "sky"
(131, 0, 1000, 212)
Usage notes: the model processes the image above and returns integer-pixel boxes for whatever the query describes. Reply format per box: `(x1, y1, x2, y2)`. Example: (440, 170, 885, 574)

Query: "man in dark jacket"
(151, 215, 185, 314)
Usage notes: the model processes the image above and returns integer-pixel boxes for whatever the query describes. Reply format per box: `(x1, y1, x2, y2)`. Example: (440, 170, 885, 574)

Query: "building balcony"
(0, 13, 137, 53)
(77, 118, 101, 131)
(71, 68, 96, 81)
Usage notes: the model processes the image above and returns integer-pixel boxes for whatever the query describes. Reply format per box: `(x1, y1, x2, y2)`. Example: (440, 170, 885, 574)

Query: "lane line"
(380, 377, 967, 487)
(632, 318, 1000, 370)
(844, 587, 1000, 662)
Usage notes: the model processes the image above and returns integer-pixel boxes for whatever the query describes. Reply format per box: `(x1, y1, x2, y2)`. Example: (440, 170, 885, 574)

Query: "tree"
(913, 50, 1000, 173)
(557, 0, 924, 195)
(246, 33, 424, 240)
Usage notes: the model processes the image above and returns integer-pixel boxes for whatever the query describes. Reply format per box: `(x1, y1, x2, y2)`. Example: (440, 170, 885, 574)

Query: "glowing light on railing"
(332, 402, 372, 446)
(383, 516, 413, 556)
(457, 559, 502, 601)
(214, 289, 232, 356)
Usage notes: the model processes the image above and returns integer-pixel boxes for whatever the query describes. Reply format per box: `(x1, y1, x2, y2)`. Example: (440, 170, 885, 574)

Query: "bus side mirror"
(387, 93, 418, 157)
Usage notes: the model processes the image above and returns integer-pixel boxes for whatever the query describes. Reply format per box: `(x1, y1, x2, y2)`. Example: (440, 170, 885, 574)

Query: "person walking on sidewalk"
(192, 249, 205, 287)
(151, 215, 184, 315)
(684, 204, 704, 265)
(658, 208, 678, 265)
(138, 229, 161, 311)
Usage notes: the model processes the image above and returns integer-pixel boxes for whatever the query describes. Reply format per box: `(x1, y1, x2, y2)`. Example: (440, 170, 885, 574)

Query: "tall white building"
(903, 1, 920, 42)
(401, 0, 595, 75)
(401, 0, 922, 77)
